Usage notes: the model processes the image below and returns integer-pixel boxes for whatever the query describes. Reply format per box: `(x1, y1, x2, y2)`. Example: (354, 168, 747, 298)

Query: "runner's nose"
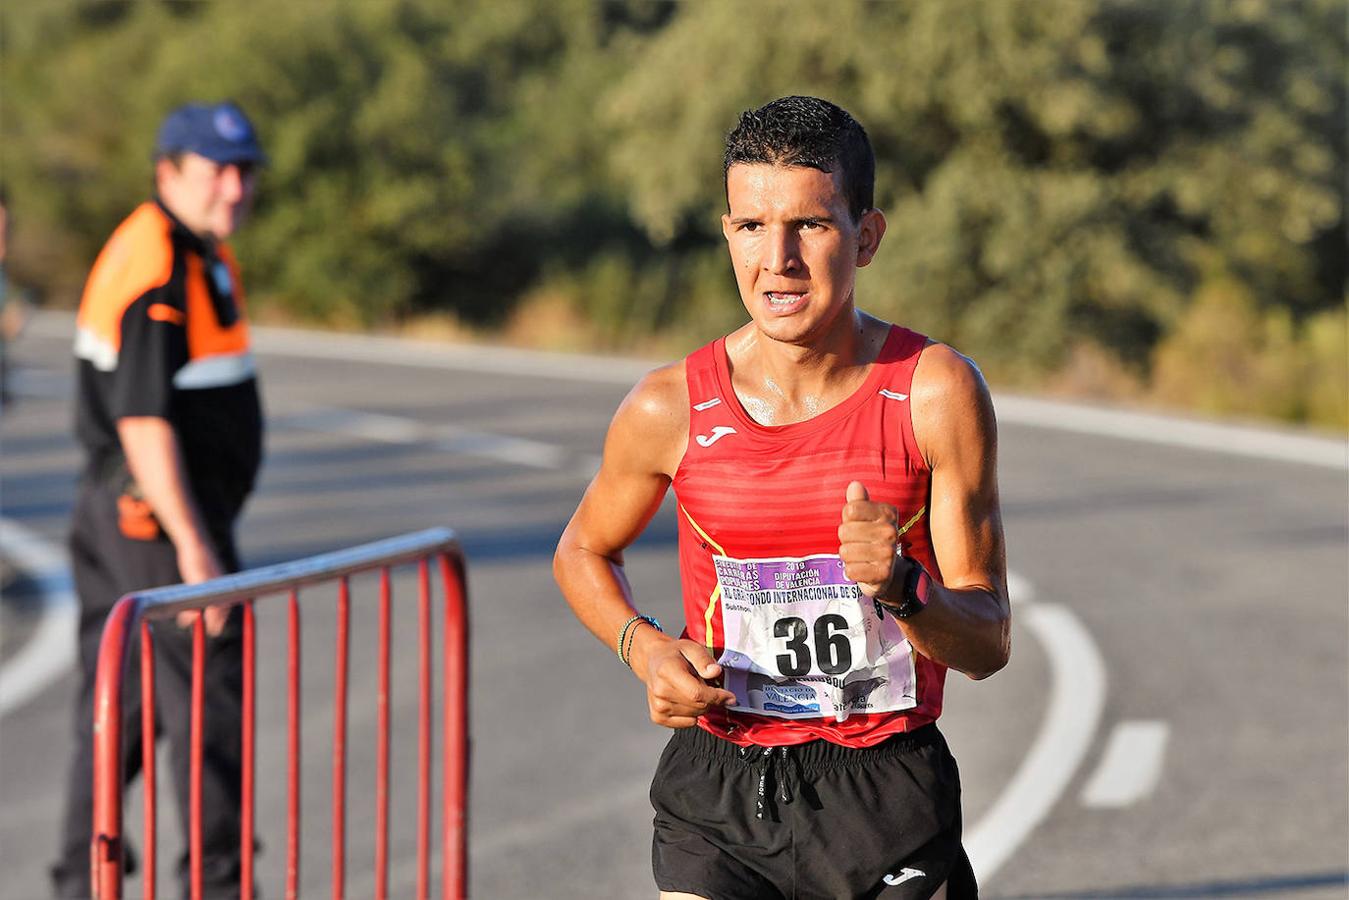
(763, 227, 801, 276)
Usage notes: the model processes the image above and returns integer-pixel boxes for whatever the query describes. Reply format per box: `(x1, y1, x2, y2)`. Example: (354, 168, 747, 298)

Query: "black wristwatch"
(875, 556, 932, 619)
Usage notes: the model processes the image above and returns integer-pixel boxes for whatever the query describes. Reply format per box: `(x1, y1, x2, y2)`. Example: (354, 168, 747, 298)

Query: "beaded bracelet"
(617, 613, 662, 668)
(616, 615, 643, 660)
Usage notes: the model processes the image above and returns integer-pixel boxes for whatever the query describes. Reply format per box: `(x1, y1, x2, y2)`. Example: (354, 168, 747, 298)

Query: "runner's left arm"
(839, 342, 1010, 679)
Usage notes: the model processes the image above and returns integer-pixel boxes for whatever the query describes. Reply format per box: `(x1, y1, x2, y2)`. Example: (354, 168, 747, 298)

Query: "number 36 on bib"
(712, 553, 918, 722)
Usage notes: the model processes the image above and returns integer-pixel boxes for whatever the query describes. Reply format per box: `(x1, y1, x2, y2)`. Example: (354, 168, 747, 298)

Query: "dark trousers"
(52, 480, 246, 899)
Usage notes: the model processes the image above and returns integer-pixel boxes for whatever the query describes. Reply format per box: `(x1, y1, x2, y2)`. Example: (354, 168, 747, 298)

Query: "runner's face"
(722, 164, 882, 346)
(156, 153, 257, 241)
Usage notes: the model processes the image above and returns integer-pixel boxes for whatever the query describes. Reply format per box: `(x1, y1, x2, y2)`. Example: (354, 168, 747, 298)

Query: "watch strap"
(876, 555, 931, 619)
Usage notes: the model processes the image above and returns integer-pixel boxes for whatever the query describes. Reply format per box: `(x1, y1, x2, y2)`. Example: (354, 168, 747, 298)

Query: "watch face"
(891, 566, 928, 618)
(892, 597, 922, 619)
(873, 562, 928, 619)
(874, 594, 920, 620)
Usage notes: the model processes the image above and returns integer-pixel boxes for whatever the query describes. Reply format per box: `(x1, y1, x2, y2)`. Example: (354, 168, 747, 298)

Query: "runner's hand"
(838, 480, 900, 598)
(640, 637, 737, 729)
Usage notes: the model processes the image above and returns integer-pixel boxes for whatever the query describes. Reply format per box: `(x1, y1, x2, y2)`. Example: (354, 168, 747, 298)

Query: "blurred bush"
(2, 0, 1343, 426)
(1152, 278, 1347, 426)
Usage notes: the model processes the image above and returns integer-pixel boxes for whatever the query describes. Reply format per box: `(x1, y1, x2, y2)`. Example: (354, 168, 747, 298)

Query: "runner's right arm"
(554, 364, 737, 728)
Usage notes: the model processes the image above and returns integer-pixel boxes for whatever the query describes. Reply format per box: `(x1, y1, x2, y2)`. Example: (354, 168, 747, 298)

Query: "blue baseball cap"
(154, 101, 266, 165)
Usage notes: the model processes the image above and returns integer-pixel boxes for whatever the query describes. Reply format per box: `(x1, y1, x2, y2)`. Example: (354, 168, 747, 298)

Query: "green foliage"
(602, 0, 1344, 387)
(2, 0, 1343, 425)
(1151, 278, 1347, 426)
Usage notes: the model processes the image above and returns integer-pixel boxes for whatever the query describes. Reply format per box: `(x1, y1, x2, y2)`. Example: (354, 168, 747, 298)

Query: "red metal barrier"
(90, 528, 469, 900)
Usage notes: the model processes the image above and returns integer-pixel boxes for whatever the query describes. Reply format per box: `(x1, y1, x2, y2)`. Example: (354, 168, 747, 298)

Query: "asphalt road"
(2, 315, 1345, 899)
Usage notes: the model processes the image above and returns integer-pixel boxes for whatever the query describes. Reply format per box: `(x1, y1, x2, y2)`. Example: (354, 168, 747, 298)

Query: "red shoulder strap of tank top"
(684, 339, 725, 412)
(875, 326, 928, 391)
(875, 326, 930, 465)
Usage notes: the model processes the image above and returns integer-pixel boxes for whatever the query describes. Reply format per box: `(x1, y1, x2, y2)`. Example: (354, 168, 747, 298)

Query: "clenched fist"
(640, 638, 737, 729)
(837, 481, 899, 598)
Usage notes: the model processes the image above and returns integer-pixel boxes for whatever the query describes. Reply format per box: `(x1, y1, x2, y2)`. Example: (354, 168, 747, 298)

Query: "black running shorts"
(650, 723, 977, 900)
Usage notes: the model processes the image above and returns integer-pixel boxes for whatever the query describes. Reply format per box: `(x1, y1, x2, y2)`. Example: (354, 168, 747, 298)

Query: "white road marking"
(255, 325, 656, 385)
(0, 402, 601, 720)
(7, 315, 1132, 879)
(282, 407, 595, 474)
(1080, 720, 1170, 808)
(250, 320, 1345, 470)
(0, 519, 77, 716)
(1, 401, 1109, 885)
(1006, 570, 1035, 605)
(993, 395, 1346, 471)
(964, 599, 1108, 885)
(28, 310, 1347, 469)
(450, 568, 1110, 893)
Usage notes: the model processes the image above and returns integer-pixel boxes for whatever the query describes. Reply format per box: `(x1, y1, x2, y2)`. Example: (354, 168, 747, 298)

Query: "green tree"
(2, 0, 1343, 424)
(599, 0, 1343, 382)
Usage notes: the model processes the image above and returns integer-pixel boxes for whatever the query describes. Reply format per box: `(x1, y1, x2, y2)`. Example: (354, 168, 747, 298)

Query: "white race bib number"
(713, 553, 917, 722)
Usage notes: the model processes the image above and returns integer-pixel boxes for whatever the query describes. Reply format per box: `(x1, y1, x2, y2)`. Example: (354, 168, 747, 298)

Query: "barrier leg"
(440, 553, 468, 900)
(92, 598, 139, 900)
(332, 577, 350, 900)
(190, 618, 206, 900)
(286, 591, 302, 900)
(141, 621, 157, 900)
(416, 558, 431, 900)
(376, 568, 392, 900)
(241, 601, 256, 900)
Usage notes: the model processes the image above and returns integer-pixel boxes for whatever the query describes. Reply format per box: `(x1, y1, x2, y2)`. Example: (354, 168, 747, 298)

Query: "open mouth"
(764, 291, 808, 311)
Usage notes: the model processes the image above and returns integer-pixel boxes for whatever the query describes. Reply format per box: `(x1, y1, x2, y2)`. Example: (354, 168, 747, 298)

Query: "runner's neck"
(726, 311, 890, 426)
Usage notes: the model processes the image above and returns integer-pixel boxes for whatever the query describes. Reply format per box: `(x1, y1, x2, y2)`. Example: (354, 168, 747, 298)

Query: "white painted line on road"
(1, 405, 1105, 888)
(459, 568, 1106, 891)
(15, 314, 1117, 879)
(1080, 719, 1169, 808)
(0, 400, 595, 720)
(258, 325, 656, 385)
(7, 367, 72, 400)
(296, 407, 425, 443)
(964, 600, 1108, 885)
(283, 407, 596, 473)
(0, 518, 76, 717)
(994, 395, 1346, 470)
(1006, 570, 1035, 606)
(29, 308, 1346, 469)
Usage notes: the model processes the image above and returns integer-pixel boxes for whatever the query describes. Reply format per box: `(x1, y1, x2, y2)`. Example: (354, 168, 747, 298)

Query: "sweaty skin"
(555, 163, 1006, 900)
(554, 165, 1008, 718)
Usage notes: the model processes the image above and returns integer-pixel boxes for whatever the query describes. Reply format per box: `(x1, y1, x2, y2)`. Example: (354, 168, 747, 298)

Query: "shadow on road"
(242, 512, 679, 570)
(994, 869, 1349, 898)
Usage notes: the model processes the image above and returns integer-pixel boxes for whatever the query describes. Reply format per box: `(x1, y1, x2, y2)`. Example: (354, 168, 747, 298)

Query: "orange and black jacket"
(74, 200, 262, 529)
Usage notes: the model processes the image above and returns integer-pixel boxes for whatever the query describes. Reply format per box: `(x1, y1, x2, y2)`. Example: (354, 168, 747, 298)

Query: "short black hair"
(723, 96, 875, 222)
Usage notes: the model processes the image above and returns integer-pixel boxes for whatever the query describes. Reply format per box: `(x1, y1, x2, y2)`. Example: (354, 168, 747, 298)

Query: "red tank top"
(673, 325, 945, 747)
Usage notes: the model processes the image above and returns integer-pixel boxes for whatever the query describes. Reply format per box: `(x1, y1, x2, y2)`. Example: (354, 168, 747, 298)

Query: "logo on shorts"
(695, 425, 737, 447)
(882, 867, 925, 886)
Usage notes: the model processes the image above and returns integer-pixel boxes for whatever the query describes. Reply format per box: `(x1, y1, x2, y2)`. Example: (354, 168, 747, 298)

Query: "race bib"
(713, 553, 917, 722)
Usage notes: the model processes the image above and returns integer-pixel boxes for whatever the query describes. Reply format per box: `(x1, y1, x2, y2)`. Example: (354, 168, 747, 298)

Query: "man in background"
(52, 101, 267, 899)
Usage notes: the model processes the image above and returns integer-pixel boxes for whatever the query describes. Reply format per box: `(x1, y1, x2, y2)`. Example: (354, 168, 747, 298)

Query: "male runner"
(555, 96, 1009, 899)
